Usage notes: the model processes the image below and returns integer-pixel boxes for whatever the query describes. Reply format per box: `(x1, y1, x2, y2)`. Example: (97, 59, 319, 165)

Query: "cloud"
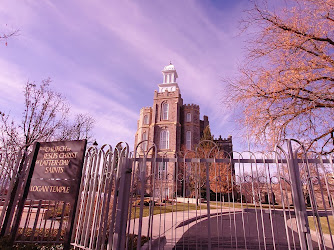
(0, 0, 248, 150)
(66, 83, 138, 147)
(0, 58, 27, 116)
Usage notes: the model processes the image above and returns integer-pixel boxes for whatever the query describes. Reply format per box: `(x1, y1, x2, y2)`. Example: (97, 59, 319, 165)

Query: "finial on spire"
(169, 61, 172, 65)
(163, 62, 176, 71)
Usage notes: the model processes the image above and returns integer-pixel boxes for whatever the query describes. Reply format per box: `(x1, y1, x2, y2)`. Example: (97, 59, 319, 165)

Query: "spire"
(158, 63, 180, 93)
(162, 62, 178, 84)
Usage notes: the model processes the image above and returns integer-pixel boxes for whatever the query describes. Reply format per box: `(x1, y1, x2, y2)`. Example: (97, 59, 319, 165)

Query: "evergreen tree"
(201, 125, 213, 141)
(200, 125, 214, 150)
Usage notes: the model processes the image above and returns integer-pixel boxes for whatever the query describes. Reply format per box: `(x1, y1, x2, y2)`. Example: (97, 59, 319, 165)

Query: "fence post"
(112, 156, 132, 250)
(287, 139, 313, 250)
(205, 161, 212, 250)
(9, 143, 40, 244)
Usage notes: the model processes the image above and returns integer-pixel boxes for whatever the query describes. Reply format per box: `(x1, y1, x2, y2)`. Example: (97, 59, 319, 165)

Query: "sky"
(0, 0, 252, 151)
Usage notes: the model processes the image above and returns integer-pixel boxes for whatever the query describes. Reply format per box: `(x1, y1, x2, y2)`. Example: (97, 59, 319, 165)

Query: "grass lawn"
(130, 202, 211, 219)
(308, 216, 334, 235)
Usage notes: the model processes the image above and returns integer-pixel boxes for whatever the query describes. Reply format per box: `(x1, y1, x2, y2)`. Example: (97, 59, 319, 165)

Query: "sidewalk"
(128, 206, 314, 249)
(128, 207, 241, 249)
(287, 218, 334, 249)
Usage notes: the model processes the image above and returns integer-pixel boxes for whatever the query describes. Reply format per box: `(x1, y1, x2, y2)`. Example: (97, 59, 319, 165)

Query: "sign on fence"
(27, 140, 86, 203)
(8, 140, 87, 248)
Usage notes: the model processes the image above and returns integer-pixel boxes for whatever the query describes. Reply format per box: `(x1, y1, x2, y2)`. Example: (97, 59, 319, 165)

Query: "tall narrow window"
(186, 113, 191, 122)
(155, 104, 158, 122)
(143, 115, 149, 125)
(186, 131, 191, 150)
(142, 131, 147, 150)
(157, 162, 167, 179)
(162, 102, 169, 120)
(160, 130, 169, 149)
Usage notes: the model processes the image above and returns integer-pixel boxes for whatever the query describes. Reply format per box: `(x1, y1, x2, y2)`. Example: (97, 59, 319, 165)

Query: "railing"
(72, 143, 130, 250)
(125, 139, 334, 249)
(0, 139, 333, 249)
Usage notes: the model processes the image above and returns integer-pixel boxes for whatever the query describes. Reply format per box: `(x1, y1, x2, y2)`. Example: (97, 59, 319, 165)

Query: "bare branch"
(0, 29, 19, 40)
(229, 0, 334, 154)
(0, 79, 95, 153)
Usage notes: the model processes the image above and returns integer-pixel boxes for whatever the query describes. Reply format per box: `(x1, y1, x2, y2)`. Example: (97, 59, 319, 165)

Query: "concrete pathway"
(287, 218, 334, 249)
(129, 207, 245, 249)
(0, 205, 61, 230)
(19, 207, 61, 229)
(128, 206, 327, 249)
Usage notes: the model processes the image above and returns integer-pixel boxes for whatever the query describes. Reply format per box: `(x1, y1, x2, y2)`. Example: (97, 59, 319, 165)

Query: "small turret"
(158, 62, 180, 93)
(162, 62, 178, 83)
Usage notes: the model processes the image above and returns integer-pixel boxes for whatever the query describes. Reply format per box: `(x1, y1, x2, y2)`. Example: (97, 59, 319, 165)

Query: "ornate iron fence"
(124, 139, 334, 249)
(0, 139, 333, 249)
(0, 146, 32, 237)
(71, 142, 130, 249)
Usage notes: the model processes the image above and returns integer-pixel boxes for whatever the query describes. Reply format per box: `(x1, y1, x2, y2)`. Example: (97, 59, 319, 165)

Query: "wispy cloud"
(0, 58, 27, 116)
(0, 0, 248, 150)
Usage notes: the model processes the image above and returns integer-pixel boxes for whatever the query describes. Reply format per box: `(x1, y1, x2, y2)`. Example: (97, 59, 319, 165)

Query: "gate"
(124, 139, 334, 249)
(71, 142, 131, 249)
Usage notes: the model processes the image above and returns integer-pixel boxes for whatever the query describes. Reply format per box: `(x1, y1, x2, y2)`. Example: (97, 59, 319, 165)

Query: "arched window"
(186, 131, 191, 150)
(143, 115, 149, 125)
(142, 131, 147, 150)
(186, 113, 191, 122)
(160, 130, 169, 149)
(162, 102, 169, 120)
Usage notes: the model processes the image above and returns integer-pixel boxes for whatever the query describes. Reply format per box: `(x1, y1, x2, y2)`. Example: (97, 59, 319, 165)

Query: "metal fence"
(139, 140, 333, 249)
(0, 139, 333, 249)
(72, 142, 130, 249)
(0, 146, 32, 237)
(72, 139, 334, 249)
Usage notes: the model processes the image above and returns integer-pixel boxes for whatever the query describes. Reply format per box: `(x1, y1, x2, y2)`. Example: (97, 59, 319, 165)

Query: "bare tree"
(229, 0, 334, 154)
(0, 78, 95, 152)
(57, 114, 95, 143)
(0, 113, 20, 156)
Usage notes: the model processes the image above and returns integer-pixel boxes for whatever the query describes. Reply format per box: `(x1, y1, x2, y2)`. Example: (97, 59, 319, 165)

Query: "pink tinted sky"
(0, 0, 251, 150)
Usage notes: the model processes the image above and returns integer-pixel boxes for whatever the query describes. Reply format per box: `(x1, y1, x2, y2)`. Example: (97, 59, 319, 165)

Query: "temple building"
(134, 63, 232, 198)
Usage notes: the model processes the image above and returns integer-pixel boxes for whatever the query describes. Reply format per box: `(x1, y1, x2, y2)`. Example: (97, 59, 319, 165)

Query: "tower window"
(186, 131, 191, 150)
(160, 130, 169, 149)
(143, 115, 149, 125)
(186, 113, 191, 122)
(155, 104, 158, 122)
(142, 131, 148, 150)
(157, 162, 167, 179)
(162, 102, 169, 120)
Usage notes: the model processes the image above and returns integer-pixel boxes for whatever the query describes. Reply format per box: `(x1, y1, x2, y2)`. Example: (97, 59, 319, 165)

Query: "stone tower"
(134, 63, 232, 198)
(134, 63, 183, 157)
(151, 63, 183, 157)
